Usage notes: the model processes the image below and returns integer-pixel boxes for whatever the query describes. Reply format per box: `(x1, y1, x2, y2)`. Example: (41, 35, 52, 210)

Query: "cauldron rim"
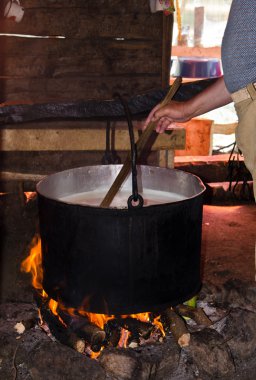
(36, 164, 206, 210)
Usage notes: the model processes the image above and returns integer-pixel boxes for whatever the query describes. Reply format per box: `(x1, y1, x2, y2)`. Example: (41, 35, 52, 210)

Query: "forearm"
(144, 76, 233, 133)
(184, 76, 232, 119)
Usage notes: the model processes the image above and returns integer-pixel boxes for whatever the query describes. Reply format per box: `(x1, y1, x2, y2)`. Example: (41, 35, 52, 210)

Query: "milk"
(60, 188, 186, 208)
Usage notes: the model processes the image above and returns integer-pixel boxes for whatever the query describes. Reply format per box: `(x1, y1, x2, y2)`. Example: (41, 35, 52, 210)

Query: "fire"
(153, 315, 166, 337)
(21, 235, 165, 354)
(24, 191, 37, 203)
(21, 236, 44, 293)
(118, 329, 130, 348)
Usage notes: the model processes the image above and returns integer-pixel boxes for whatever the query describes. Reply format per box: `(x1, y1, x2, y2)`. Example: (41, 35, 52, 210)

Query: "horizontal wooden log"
(0, 76, 162, 102)
(0, 80, 216, 124)
(1, 126, 185, 151)
(0, 11, 162, 39)
(0, 171, 44, 192)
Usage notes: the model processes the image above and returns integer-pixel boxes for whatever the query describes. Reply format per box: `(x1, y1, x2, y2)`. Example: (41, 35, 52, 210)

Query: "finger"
(156, 117, 172, 133)
(146, 103, 164, 125)
(142, 106, 158, 130)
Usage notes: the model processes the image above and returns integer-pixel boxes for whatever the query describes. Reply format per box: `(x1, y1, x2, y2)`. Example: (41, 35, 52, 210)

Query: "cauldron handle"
(100, 77, 182, 208)
(114, 93, 144, 209)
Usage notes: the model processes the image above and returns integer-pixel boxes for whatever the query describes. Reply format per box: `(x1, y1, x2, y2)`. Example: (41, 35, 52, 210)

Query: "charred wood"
(104, 319, 121, 348)
(37, 296, 105, 353)
(0, 79, 216, 124)
(76, 323, 106, 353)
(39, 303, 86, 354)
(118, 317, 153, 339)
(57, 309, 106, 352)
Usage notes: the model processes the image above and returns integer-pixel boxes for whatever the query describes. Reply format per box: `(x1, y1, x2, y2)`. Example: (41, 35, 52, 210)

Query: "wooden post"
(162, 13, 173, 87)
(194, 6, 204, 47)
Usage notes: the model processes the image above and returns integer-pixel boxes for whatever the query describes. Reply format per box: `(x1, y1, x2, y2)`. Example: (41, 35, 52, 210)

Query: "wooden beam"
(212, 122, 237, 135)
(0, 127, 185, 151)
(161, 14, 173, 87)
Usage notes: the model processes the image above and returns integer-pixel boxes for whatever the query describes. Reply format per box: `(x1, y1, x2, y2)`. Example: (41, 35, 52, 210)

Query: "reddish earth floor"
(201, 204, 256, 286)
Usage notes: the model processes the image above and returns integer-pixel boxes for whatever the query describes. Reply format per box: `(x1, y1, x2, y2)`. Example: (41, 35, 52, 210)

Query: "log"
(58, 309, 106, 353)
(104, 319, 122, 348)
(161, 308, 190, 348)
(118, 318, 153, 339)
(77, 324, 106, 353)
(0, 79, 216, 123)
(40, 303, 86, 354)
(174, 304, 212, 327)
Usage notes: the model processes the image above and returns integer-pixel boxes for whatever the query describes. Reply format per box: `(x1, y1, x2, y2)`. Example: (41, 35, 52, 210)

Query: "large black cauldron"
(37, 165, 205, 315)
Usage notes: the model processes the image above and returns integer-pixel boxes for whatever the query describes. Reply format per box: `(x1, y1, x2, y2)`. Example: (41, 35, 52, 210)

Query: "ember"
(21, 235, 211, 357)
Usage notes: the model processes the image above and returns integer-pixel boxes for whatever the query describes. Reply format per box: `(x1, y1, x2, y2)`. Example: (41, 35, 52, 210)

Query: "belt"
(231, 82, 256, 103)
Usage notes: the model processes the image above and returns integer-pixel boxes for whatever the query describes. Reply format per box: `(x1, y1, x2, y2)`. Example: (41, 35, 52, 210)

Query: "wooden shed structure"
(0, 0, 173, 102)
(0, 0, 188, 186)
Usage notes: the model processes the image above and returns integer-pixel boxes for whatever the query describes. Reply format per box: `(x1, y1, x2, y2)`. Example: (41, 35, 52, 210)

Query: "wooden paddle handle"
(100, 77, 182, 208)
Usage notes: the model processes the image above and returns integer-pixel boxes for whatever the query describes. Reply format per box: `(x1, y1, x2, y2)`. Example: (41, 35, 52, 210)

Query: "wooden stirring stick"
(100, 76, 182, 208)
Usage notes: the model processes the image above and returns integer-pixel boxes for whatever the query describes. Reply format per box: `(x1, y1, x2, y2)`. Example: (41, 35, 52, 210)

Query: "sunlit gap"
(0, 33, 65, 39)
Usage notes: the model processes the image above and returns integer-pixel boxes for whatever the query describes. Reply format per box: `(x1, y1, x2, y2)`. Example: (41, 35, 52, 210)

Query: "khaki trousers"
(234, 83, 256, 201)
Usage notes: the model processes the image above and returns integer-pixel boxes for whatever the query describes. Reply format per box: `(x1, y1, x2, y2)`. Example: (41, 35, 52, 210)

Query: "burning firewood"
(14, 317, 37, 335)
(174, 304, 212, 327)
(161, 308, 190, 348)
(40, 305, 86, 354)
(118, 328, 130, 348)
(118, 317, 153, 339)
(104, 319, 122, 348)
(76, 323, 106, 352)
(68, 333, 86, 353)
(58, 309, 106, 353)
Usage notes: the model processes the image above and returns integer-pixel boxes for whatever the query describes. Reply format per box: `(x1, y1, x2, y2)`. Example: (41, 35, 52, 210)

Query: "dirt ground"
(201, 204, 256, 286)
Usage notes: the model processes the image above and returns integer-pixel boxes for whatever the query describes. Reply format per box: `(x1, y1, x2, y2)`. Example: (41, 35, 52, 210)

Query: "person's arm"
(144, 76, 233, 133)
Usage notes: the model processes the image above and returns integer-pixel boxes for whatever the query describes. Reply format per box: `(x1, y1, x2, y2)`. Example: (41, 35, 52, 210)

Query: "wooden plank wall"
(0, 0, 173, 103)
(0, 1, 176, 179)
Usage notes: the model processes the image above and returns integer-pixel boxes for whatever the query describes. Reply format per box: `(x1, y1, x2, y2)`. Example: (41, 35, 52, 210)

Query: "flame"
(153, 315, 166, 337)
(24, 191, 37, 203)
(118, 329, 130, 348)
(22, 235, 165, 354)
(77, 309, 115, 330)
(122, 312, 150, 323)
(21, 236, 44, 293)
(90, 348, 103, 360)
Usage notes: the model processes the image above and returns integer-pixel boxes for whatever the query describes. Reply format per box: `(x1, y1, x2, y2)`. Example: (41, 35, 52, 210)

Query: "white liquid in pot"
(60, 188, 187, 208)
